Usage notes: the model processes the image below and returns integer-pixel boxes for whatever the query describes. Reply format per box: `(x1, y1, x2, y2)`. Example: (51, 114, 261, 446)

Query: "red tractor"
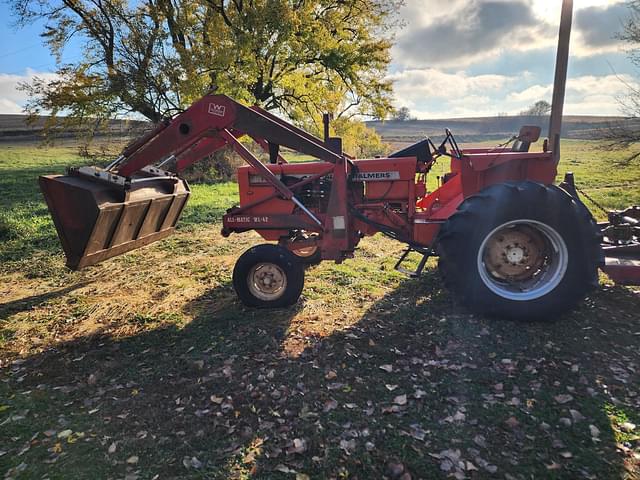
(39, 0, 640, 320)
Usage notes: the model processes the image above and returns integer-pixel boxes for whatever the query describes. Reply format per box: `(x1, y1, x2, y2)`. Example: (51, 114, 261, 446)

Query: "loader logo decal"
(208, 103, 226, 117)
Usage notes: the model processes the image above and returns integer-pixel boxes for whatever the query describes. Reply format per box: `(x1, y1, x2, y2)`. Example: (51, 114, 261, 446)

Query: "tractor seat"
(511, 125, 541, 153)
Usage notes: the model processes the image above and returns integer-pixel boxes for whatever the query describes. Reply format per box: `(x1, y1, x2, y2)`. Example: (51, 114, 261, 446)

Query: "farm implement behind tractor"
(39, 0, 640, 320)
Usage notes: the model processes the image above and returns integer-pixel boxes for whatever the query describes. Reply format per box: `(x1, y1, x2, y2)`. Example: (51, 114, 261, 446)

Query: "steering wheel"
(436, 129, 462, 159)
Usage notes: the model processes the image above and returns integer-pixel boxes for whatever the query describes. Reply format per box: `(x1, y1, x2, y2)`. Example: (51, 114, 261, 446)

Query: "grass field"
(1, 141, 639, 479)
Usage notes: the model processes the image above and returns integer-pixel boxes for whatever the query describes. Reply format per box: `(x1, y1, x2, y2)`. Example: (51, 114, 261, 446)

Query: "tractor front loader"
(39, 0, 640, 320)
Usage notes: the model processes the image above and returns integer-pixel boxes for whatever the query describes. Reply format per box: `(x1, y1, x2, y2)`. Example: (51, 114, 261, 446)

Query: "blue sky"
(0, 0, 637, 118)
(0, 1, 83, 113)
(1, 7, 58, 74)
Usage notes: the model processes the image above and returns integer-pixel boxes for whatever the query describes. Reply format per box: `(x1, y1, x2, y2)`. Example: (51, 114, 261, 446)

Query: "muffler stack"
(39, 170, 190, 270)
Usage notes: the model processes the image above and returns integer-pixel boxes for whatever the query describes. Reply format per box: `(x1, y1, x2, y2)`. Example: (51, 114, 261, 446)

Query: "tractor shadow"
(2, 272, 639, 478)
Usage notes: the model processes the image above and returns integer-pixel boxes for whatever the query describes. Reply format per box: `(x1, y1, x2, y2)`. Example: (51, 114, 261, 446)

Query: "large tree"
(11, 0, 399, 133)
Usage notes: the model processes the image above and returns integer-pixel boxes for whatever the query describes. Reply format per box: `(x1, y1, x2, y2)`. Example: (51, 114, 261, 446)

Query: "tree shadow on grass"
(0, 166, 68, 211)
(1, 272, 639, 479)
(0, 282, 92, 320)
(0, 164, 73, 267)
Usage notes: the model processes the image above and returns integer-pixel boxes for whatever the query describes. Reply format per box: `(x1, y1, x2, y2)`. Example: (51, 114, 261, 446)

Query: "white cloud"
(508, 74, 635, 108)
(533, 0, 624, 12)
(508, 75, 635, 116)
(393, 0, 628, 69)
(393, 0, 554, 69)
(507, 84, 553, 103)
(0, 98, 24, 114)
(0, 69, 58, 115)
(389, 68, 512, 107)
(564, 74, 636, 114)
(393, 70, 635, 118)
(567, 74, 635, 95)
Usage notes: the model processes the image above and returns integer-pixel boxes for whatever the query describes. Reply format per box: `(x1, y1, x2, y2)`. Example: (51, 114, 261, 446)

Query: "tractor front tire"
(233, 244, 305, 308)
(437, 181, 602, 320)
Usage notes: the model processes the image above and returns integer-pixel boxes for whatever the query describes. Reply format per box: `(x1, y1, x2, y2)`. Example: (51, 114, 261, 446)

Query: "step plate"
(602, 257, 640, 286)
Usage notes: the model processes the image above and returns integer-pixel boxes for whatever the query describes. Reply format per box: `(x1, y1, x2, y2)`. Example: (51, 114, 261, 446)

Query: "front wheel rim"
(477, 220, 568, 301)
(247, 263, 288, 301)
(293, 246, 318, 258)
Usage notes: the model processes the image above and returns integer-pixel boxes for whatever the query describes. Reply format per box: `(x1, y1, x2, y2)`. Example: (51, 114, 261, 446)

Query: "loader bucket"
(39, 172, 190, 270)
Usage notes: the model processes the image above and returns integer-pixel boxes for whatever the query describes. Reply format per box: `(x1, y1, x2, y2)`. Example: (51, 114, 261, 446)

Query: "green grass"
(0, 140, 637, 267)
(0, 140, 639, 479)
(558, 141, 640, 215)
(0, 145, 84, 269)
(182, 182, 239, 226)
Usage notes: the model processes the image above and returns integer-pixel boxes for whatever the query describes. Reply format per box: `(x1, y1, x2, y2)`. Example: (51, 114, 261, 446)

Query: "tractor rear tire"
(436, 181, 602, 320)
(233, 244, 305, 308)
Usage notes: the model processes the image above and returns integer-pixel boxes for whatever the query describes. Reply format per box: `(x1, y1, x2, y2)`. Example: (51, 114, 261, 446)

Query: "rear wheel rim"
(247, 263, 287, 301)
(477, 220, 568, 301)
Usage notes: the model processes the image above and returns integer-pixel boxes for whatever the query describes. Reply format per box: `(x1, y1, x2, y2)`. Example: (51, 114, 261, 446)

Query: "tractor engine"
(285, 174, 332, 212)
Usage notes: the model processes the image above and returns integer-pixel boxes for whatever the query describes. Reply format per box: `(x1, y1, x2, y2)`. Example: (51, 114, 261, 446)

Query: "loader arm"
(40, 93, 347, 270)
(116, 93, 341, 177)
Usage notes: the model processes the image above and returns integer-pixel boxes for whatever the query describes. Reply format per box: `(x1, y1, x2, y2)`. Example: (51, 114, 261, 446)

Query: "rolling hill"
(0, 114, 148, 141)
(1, 113, 637, 147)
(367, 115, 638, 145)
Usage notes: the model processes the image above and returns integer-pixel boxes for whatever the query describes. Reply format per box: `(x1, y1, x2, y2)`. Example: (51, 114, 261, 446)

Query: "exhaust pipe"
(548, 0, 573, 166)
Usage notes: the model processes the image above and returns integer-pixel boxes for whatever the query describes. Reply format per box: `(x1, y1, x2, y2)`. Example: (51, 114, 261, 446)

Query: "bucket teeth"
(39, 172, 190, 270)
